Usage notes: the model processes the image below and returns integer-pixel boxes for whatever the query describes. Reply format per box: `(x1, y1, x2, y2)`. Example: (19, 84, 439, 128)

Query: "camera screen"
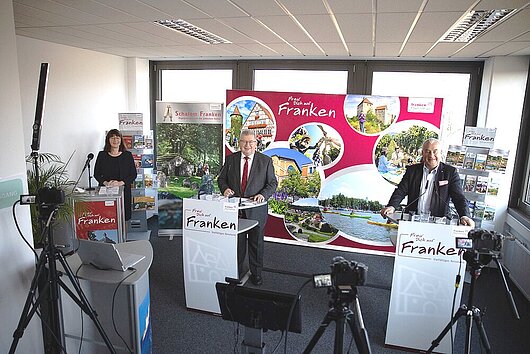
(455, 237, 473, 249)
(313, 273, 332, 288)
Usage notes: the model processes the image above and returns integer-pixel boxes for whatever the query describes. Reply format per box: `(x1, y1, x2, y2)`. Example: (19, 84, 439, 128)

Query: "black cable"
(75, 264, 84, 354)
(284, 278, 312, 354)
(271, 330, 285, 354)
(450, 251, 465, 354)
(112, 268, 137, 354)
(12, 200, 38, 259)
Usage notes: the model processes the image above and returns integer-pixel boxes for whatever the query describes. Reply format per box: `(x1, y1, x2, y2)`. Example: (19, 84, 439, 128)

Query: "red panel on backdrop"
(225, 90, 442, 256)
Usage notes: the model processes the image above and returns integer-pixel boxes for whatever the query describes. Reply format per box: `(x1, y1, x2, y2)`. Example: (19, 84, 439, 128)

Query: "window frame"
(508, 61, 530, 226)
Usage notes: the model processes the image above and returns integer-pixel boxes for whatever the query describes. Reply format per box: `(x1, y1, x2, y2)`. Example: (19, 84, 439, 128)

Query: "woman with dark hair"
(94, 129, 137, 221)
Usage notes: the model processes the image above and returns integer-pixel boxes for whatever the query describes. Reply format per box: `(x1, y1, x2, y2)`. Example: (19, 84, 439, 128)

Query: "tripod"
(10, 206, 115, 353)
(304, 286, 371, 354)
(427, 249, 519, 354)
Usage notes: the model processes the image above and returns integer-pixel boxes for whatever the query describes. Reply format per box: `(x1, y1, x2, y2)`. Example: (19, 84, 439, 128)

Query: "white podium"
(182, 198, 257, 314)
(385, 221, 470, 352)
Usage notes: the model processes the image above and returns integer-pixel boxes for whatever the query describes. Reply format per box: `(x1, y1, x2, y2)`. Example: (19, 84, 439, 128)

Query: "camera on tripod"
(455, 229, 504, 254)
(37, 186, 65, 219)
(313, 256, 367, 290)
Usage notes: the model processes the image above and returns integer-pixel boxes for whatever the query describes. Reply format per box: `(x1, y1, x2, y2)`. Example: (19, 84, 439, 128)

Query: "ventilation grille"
(155, 19, 231, 45)
(441, 9, 515, 43)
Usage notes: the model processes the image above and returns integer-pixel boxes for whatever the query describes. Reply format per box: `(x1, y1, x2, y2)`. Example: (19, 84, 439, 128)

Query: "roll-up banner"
(155, 102, 224, 236)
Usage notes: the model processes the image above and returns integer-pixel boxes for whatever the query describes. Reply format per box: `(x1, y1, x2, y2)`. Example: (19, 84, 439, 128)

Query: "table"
(60, 240, 153, 354)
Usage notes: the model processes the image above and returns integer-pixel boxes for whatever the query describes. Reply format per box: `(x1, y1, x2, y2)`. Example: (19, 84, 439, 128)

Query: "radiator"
(502, 232, 530, 301)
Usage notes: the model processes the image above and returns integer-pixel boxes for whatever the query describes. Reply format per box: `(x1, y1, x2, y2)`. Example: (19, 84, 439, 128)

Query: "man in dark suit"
(218, 130, 278, 285)
(380, 138, 475, 227)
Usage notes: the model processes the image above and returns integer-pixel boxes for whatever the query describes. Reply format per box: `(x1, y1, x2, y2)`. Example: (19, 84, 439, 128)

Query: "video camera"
(313, 256, 367, 289)
(455, 229, 505, 254)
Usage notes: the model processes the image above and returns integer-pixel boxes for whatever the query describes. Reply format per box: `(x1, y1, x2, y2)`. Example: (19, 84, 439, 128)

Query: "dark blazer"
(93, 150, 137, 220)
(387, 162, 470, 218)
(217, 151, 278, 230)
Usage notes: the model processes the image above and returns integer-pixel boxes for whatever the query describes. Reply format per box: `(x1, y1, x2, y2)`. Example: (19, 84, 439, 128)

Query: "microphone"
(400, 180, 429, 218)
(84, 153, 94, 167)
(384, 181, 429, 224)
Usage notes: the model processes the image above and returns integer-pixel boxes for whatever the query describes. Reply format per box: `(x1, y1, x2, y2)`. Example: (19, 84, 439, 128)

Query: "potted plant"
(26, 152, 76, 247)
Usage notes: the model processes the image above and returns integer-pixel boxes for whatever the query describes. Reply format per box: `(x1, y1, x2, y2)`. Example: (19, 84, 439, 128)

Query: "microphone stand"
(86, 160, 95, 191)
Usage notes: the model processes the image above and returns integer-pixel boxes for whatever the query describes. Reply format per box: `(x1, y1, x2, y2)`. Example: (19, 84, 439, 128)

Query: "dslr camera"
(37, 187, 65, 220)
(313, 256, 367, 289)
(455, 229, 504, 254)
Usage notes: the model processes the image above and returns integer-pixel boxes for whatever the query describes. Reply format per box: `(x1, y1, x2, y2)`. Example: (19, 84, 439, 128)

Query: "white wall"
(0, 0, 42, 352)
(16, 36, 129, 184)
(479, 56, 530, 230)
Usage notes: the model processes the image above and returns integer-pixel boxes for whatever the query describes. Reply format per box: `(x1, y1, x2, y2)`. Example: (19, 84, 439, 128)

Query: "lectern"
(182, 198, 258, 313)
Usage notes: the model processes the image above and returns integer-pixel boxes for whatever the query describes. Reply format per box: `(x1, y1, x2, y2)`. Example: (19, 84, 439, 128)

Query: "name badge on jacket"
(439, 180, 448, 186)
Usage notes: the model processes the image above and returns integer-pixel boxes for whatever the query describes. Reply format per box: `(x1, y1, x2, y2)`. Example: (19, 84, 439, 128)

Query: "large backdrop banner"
(225, 90, 442, 255)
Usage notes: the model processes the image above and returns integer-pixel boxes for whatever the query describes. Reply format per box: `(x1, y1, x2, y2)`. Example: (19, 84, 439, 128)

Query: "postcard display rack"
(119, 113, 156, 238)
(446, 127, 509, 229)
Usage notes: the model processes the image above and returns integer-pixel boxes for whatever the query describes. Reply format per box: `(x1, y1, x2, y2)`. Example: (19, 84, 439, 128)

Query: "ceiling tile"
(424, 42, 468, 57)
(474, 0, 529, 11)
(123, 0, 211, 20)
(235, 42, 283, 56)
(400, 42, 435, 57)
(327, 0, 372, 14)
(295, 14, 342, 42)
(375, 42, 401, 57)
(346, 42, 373, 56)
(187, 18, 258, 44)
(230, 0, 287, 16)
(424, 0, 477, 12)
(13, 2, 82, 26)
(376, 13, 417, 43)
(335, 14, 373, 42)
(218, 17, 287, 43)
(377, 0, 424, 13)
(278, 0, 326, 15)
(408, 12, 465, 43)
(256, 15, 314, 42)
(177, 0, 248, 18)
(126, 22, 203, 45)
(14, 0, 109, 24)
(479, 41, 530, 56)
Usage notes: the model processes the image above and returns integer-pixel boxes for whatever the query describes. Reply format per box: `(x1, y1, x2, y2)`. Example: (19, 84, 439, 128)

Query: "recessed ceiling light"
(441, 9, 515, 43)
(155, 19, 231, 45)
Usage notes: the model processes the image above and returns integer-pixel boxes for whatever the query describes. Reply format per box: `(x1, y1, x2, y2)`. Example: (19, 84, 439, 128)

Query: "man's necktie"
(241, 156, 249, 195)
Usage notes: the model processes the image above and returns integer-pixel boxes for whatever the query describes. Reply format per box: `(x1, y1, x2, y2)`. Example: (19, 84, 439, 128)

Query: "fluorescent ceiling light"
(441, 9, 515, 43)
(155, 19, 231, 44)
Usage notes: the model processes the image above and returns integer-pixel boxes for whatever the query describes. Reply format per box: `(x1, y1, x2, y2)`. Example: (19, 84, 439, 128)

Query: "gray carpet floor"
(148, 220, 530, 354)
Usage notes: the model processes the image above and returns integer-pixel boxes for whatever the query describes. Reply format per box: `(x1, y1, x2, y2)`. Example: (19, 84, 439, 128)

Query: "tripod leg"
(334, 315, 345, 354)
(472, 308, 492, 354)
(426, 306, 467, 353)
(303, 311, 334, 354)
(345, 298, 371, 354)
(9, 252, 51, 354)
(56, 251, 117, 354)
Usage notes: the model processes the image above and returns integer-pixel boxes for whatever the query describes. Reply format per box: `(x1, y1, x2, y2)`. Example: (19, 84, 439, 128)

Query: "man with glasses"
(380, 138, 475, 227)
(218, 130, 278, 285)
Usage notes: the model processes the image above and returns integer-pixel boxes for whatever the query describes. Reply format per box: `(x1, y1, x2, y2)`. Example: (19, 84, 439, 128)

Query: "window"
(160, 69, 232, 103)
(254, 70, 348, 94)
(509, 64, 530, 221)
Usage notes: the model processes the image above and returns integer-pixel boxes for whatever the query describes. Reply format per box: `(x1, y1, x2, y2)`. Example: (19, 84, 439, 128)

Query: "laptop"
(77, 239, 145, 271)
